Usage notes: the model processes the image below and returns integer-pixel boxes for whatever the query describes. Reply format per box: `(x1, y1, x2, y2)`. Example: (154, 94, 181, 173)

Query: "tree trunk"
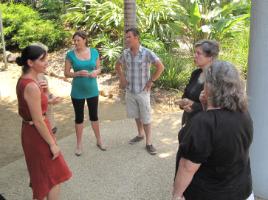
(0, 11, 8, 71)
(124, 0, 136, 47)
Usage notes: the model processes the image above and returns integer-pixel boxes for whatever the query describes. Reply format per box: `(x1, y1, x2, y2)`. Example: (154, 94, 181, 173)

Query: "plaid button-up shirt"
(118, 46, 159, 94)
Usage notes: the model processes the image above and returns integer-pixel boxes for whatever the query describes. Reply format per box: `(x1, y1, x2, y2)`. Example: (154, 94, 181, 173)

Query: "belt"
(22, 114, 46, 125)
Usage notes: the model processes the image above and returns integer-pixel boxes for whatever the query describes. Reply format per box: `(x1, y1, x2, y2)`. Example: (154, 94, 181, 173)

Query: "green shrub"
(0, 3, 68, 50)
(157, 52, 193, 90)
(220, 28, 249, 77)
(37, 0, 65, 21)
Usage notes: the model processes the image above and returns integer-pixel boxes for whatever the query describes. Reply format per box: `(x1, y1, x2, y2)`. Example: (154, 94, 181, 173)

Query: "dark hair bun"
(16, 56, 24, 66)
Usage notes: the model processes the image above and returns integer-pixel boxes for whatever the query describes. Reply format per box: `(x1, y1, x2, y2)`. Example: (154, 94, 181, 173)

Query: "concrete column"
(247, 1, 268, 199)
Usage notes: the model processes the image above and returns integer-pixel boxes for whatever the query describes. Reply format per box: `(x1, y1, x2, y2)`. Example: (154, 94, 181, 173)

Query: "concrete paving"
(0, 112, 266, 200)
(0, 113, 182, 200)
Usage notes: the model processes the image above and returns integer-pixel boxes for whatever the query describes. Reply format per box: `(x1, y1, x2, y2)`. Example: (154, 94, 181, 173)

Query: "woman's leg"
(47, 184, 60, 200)
(91, 121, 102, 144)
(86, 96, 105, 148)
(71, 98, 85, 154)
(75, 123, 84, 152)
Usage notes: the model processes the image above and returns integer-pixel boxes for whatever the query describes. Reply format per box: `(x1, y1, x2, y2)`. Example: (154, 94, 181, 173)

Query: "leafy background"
(0, 0, 250, 90)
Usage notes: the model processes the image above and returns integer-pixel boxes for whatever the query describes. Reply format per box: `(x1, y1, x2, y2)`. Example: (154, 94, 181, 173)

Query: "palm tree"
(124, 0, 136, 46)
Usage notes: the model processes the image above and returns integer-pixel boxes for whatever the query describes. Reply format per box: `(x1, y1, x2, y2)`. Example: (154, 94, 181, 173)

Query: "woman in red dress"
(16, 44, 72, 200)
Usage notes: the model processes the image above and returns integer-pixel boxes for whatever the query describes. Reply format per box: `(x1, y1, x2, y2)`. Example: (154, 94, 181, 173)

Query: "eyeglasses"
(194, 51, 206, 56)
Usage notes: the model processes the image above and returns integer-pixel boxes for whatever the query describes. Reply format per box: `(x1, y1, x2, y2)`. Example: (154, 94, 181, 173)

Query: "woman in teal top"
(64, 31, 106, 156)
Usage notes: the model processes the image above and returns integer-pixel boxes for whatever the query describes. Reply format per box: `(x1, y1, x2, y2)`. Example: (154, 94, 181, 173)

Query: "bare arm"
(172, 158, 201, 199)
(115, 61, 128, 89)
(144, 60, 165, 91)
(64, 59, 76, 78)
(65, 57, 99, 78)
(24, 83, 60, 160)
(151, 60, 165, 81)
(89, 58, 101, 78)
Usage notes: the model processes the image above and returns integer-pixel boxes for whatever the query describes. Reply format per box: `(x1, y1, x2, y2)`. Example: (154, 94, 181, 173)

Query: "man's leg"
(129, 118, 145, 144)
(126, 91, 144, 144)
(144, 123, 156, 155)
(143, 123, 152, 145)
(138, 91, 157, 155)
(135, 118, 145, 138)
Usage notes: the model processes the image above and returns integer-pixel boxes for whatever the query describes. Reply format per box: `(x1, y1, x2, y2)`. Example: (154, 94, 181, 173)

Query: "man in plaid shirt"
(115, 28, 164, 155)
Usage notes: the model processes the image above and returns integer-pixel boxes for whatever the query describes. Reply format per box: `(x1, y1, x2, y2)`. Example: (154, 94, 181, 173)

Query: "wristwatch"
(150, 78, 155, 83)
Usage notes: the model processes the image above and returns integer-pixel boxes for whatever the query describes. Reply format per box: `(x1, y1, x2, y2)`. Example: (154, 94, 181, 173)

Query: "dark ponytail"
(16, 45, 47, 74)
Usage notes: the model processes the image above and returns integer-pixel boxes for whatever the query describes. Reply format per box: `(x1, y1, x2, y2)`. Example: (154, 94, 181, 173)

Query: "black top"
(181, 68, 204, 126)
(176, 109, 253, 200)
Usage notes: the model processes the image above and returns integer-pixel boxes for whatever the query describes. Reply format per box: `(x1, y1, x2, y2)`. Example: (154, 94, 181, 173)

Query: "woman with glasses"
(178, 40, 219, 126)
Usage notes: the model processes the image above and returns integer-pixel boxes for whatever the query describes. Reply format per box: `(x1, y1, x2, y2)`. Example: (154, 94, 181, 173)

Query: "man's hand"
(119, 77, 128, 89)
(143, 80, 153, 92)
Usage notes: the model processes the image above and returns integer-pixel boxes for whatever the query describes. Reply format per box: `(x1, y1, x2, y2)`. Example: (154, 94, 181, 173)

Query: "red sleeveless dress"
(16, 78, 72, 200)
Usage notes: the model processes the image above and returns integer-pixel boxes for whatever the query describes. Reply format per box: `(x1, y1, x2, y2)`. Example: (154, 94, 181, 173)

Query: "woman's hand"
(50, 143, 60, 160)
(88, 70, 98, 78)
(75, 70, 90, 77)
(48, 96, 62, 105)
(179, 98, 194, 113)
(38, 80, 48, 93)
(199, 90, 207, 110)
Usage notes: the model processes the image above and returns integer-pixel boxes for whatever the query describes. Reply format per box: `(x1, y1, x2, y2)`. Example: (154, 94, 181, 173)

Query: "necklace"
(75, 48, 90, 60)
(206, 106, 222, 111)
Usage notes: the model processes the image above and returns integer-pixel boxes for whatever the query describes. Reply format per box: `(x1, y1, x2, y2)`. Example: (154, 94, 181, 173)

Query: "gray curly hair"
(205, 60, 248, 112)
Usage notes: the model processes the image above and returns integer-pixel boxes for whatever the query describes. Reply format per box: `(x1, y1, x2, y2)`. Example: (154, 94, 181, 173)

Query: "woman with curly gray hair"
(173, 61, 254, 200)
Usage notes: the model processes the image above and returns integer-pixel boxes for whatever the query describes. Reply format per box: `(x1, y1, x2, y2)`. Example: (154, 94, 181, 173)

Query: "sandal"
(75, 148, 82, 156)
(96, 144, 107, 151)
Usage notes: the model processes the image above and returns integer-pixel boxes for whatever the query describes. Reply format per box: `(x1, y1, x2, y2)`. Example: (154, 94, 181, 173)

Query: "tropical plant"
(63, 0, 125, 70)
(63, 0, 183, 71)
(177, 0, 250, 48)
(0, 3, 68, 50)
(91, 33, 123, 72)
(156, 52, 193, 89)
(62, 0, 250, 89)
(137, 0, 182, 48)
(36, 0, 65, 21)
(220, 28, 249, 78)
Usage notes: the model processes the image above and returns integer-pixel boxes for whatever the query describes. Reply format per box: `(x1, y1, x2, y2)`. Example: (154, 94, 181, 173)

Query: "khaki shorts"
(125, 91, 151, 124)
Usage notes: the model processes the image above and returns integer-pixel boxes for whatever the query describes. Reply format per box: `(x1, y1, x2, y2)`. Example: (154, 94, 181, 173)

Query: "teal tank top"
(66, 48, 99, 99)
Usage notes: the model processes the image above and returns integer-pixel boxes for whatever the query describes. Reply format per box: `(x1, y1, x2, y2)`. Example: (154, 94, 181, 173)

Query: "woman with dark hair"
(173, 61, 254, 200)
(178, 40, 219, 126)
(16, 44, 72, 200)
(64, 30, 106, 156)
